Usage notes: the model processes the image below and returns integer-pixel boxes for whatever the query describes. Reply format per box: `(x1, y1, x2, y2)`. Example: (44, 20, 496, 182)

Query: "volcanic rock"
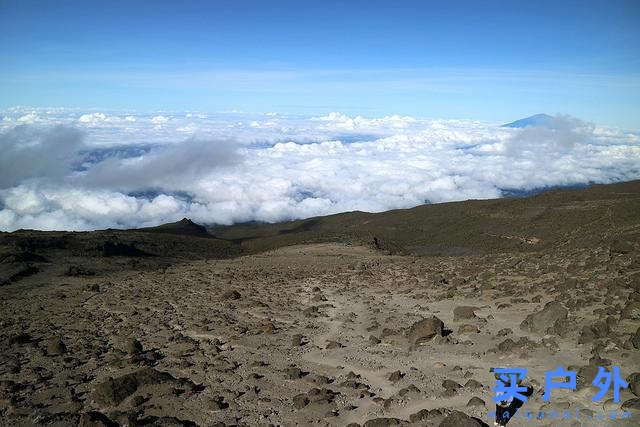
(406, 316, 444, 344)
(520, 301, 568, 334)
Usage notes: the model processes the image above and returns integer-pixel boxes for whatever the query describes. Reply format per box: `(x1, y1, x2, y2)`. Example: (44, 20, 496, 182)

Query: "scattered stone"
(209, 395, 228, 410)
(621, 398, 640, 411)
(363, 418, 407, 427)
(222, 290, 241, 300)
(627, 372, 640, 396)
(458, 324, 479, 334)
(125, 339, 143, 355)
(326, 340, 344, 349)
(65, 265, 95, 277)
(46, 338, 67, 355)
(284, 367, 305, 380)
(406, 316, 444, 344)
(610, 239, 634, 255)
(260, 322, 276, 334)
(309, 374, 332, 385)
(388, 370, 404, 382)
(91, 368, 197, 406)
(409, 408, 449, 423)
(303, 306, 319, 317)
(497, 328, 512, 336)
(438, 410, 484, 427)
(442, 379, 462, 391)
(8, 333, 33, 345)
(520, 301, 568, 334)
(495, 336, 539, 354)
(622, 301, 640, 320)
(291, 334, 306, 347)
(293, 393, 309, 409)
(307, 387, 339, 404)
(397, 384, 420, 397)
(464, 379, 483, 390)
(78, 411, 118, 427)
(631, 327, 640, 349)
(466, 397, 485, 407)
(453, 306, 477, 321)
(369, 335, 381, 345)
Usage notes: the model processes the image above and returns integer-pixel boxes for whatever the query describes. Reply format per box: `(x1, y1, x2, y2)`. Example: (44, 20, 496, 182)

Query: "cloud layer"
(1, 108, 639, 231)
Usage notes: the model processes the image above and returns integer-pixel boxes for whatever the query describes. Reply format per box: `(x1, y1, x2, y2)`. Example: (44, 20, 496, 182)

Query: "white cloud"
(0, 110, 638, 231)
(78, 112, 108, 123)
(17, 112, 39, 124)
(151, 115, 169, 125)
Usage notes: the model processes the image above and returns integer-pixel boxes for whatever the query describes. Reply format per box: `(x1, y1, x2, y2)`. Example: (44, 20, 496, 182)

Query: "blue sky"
(1, 0, 639, 128)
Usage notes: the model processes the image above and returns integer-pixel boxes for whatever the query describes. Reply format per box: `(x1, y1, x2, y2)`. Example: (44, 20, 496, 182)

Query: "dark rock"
(303, 306, 319, 317)
(293, 393, 309, 409)
(495, 336, 539, 354)
(497, 328, 512, 336)
(307, 387, 339, 404)
(91, 368, 194, 406)
(464, 379, 483, 389)
(284, 367, 305, 379)
(467, 396, 485, 407)
(8, 333, 33, 345)
(520, 301, 568, 334)
(458, 324, 479, 334)
(388, 370, 404, 382)
(326, 340, 344, 349)
(610, 239, 634, 255)
(260, 322, 276, 334)
(78, 411, 119, 427)
(622, 301, 640, 320)
(363, 418, 407, 427)
(222, 290, 241, 300)
(438, 410, 485, 427)
(453, 306, 477, 321)
(576, 364, 599, 390)
(291, 334, 306, 347)
(65, 265, 95, 277)
(632, 327, 640, 349)
(406, 316, 444, 344)
(621, 398, 640, 411)
(397, 384, 420, 397)
(409, 409, 431, 423)
(46, 338, 67, 355)
(208, 395, 228, 410)
(125, 339, 143, 355)
(627, 372, 640, 396)
(442, 379, 462, 391)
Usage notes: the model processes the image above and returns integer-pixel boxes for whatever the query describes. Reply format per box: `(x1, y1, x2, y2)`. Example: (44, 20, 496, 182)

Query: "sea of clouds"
(1, 107, 639, 231)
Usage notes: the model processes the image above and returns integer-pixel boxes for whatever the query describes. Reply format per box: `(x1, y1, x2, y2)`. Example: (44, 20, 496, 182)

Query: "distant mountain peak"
(503, 114, 555, 128)
(137, 217, 210, 237)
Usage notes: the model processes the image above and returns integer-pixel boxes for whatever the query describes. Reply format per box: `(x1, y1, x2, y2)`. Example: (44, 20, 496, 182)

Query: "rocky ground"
(1, 183, 640, 426)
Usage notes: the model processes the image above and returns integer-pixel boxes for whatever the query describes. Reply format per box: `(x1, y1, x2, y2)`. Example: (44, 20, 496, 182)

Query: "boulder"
(622, 301, 640, 320)
(438, 410, 485, 427)
(520, 301, 568, 334)
(627, 372, 640, 397)
(453, 306, 477, 321)
(406, 316, 444, 344)
(46, 338, 67, 356)
(466, 397, 485, 407)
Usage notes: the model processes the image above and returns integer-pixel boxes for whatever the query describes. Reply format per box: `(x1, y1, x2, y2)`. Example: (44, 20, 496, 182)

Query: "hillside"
(0, 180, 638, 426)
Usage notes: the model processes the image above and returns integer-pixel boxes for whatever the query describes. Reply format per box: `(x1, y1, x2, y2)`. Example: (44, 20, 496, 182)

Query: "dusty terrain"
(1, 181, 640, 426)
